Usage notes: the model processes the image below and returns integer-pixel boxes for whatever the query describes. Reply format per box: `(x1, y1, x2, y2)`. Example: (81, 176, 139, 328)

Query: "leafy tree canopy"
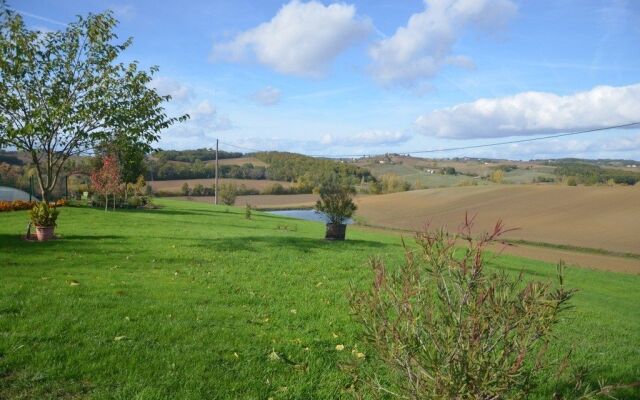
(0, 3, 187, 200)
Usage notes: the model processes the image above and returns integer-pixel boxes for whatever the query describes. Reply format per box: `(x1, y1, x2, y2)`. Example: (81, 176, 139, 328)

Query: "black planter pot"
(325, 223, 346, 240)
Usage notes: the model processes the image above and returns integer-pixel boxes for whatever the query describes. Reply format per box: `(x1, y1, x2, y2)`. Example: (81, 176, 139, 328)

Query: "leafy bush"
(30, 202, 59, 227)
(0, 200, 66, 212)
(245, 203, 252, 220)
(219, 183, 238, 205)
(181, 182, 190, 196)
(380, 173, 411, 193)
(314, 180, 357, 225)
(565, 176, 578, 186)
(490, 169, 505, 183)
(350, 216, 575, 399)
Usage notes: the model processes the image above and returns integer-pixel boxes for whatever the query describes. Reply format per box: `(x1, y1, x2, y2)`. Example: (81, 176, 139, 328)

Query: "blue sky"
(14, 0, 640, 160)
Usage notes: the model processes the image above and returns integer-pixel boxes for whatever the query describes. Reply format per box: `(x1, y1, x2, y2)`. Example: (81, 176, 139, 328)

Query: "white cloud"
(415, 83, 640, 138)
(185, 100, 233, 131)
(251, 86, 282, 106)
(461, 133, 640, 160)
(212, 0, 372, 77)
(149, 77, 192, 102)
(321, 130, 411, 146)
(369, 0, 516, 87)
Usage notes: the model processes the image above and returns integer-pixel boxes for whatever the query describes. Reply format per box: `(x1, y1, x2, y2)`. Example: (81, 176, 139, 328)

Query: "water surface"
(268, 209, 353, 224)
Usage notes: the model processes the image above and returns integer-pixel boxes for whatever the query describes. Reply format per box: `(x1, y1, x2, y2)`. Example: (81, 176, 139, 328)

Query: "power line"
(215, 121, 640, 159)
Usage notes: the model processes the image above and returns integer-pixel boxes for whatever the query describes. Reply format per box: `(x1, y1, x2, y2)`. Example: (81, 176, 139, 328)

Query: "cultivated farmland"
(355, 185, 640, 255)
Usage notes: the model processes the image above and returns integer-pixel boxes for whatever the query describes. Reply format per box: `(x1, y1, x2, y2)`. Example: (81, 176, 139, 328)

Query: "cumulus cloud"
(321, 130, 411, 146)
(369, 0, 516, 87)
(149, 76, 192, 102)
(212, 0, 372, 77)
(415, 83, 640, 138)
(251, 86, 282, 106)
(185, 100, 233, 131)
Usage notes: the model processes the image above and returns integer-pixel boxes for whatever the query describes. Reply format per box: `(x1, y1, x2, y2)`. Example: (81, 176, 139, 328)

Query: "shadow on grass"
(157, 234, 390, 254)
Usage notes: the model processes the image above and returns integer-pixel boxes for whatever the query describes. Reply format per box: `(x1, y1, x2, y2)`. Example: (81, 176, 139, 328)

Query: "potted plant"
(30, 202, 59, 241)
(314, 180, 357, 240)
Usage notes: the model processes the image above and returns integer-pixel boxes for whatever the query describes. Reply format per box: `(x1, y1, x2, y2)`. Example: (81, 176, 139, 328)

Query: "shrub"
(380, 173, 411, 193)
(314, 180, 357, 225)
(181, 182, 190, 196)
(245, 203, 252, 220)
(219, 183, 238, 205)
(30, 202, 59, 227)
(350, 216, 575, 399)
(490, 169, 505, 183)
(565, 176, 578, 186)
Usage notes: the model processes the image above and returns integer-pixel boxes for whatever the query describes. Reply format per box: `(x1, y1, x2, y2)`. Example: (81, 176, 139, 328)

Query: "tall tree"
(0, 4, 187, 201)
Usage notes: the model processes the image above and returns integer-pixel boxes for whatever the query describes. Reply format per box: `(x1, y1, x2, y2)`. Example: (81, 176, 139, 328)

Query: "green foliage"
(565, 176, 578, 186)
(0, 6, 186, 201)
(440, 166, 456, 175)
(554, 163, 640, 185)
(181, 182, 190, 196)
(350, 218, 575, 399)
(245, 203, 252, 220)
(219, 183, 238, 205)
(29, 202, 59, 227)
(156, 148, 242, 163)
(380, 173, 411, 193)
(314, 180, 357, 225)
(147, 159, 268, 181)
(254, 152, 373, 191)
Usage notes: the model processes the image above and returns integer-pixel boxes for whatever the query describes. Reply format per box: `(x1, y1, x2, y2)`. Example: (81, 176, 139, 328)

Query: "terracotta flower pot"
(325, 223, 346, 240)
(35, 225, 55, 241)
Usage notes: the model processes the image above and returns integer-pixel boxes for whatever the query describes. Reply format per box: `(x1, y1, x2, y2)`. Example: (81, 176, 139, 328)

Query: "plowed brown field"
(355, 185, 640, 255)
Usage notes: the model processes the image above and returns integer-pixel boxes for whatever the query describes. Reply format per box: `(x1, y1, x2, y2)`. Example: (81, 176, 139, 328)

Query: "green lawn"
(1, 200, 638, 399)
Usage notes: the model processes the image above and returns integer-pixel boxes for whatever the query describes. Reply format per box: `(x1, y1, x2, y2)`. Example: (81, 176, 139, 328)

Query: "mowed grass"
(0, 200, 639, 399)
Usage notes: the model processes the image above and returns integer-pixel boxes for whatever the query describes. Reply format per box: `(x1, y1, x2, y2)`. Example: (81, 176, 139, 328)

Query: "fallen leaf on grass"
(114, 336, 127, 341)
(68, 280, 80, 286)
(267, 349, 280, 362)
(335, 344, 345, 351)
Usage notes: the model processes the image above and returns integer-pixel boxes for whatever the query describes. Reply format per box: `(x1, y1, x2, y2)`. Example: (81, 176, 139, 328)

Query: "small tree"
(181, 182, 190, 196)
(315, 180, 357, 240)
(315, 180, 357, 225)
(91, 154, 122, 211)
(219, 183, 238, 206)
(350, 215, 575, 399)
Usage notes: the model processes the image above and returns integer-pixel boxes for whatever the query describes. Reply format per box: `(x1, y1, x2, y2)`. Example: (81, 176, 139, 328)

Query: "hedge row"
(0, 199, 66, 212)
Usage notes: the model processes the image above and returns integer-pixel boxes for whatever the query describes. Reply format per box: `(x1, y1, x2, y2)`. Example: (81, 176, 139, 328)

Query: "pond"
(267, 209, 353, 225)
(0, 186, 35, 201)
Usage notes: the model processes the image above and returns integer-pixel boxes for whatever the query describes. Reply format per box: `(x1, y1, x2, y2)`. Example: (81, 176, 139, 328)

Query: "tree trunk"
(105, 193, 108, 211)
(113, 193, 116, 211)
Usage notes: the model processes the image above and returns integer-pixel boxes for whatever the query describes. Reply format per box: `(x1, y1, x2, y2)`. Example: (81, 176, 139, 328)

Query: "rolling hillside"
(355, 184, 640, 255)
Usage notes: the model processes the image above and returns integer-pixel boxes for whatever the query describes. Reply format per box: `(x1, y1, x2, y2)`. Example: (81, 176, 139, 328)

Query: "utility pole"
(215, 139, 219, 205)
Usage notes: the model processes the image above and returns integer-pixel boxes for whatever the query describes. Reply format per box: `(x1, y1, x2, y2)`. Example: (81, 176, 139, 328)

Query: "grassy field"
(1, 200, 639, 399)
(179, 194, 320, 210)
(357, 156, 557, 186)
(149, 178, 292, 194)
